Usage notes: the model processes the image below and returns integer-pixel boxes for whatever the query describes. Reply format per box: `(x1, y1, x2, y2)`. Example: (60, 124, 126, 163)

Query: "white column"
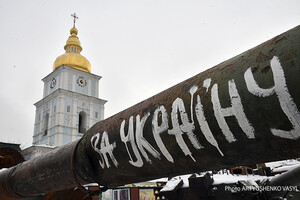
(72, 74, 76, 93)
(38, 105, 44, 143)
(95, 80, 99, 98)
(62, 69, 69, 90)
(49, 101, 53, 130)
(57, 95, 65, 146)
(43, 81, 48, 98)
(72, 96, 78, 134)
(100, 104, 105, 120)
(89, 102, 94, 127)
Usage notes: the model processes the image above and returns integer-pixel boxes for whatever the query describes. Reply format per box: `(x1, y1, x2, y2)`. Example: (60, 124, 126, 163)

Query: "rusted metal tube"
(264, 164, 300, 198)
(75, 25, 300, 187)
(0, 141, 88, 199)
(269, 164, 300, 187)
(1, 25, 300, 199)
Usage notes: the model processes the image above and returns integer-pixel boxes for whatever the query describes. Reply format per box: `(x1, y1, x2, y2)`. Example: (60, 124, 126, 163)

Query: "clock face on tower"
(50, 78, 56, 89)
(77, 76, 87, 87)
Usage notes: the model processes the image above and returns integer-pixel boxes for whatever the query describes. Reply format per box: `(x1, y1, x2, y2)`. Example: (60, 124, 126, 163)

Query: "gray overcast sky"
(0, 0, 299, 148)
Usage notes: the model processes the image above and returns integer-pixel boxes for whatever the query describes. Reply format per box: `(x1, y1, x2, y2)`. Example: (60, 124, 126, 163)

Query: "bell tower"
(33, 15, 107, 146)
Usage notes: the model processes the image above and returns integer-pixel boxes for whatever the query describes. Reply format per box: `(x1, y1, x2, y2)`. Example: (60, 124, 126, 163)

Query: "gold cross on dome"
(71, 13, 79, 25)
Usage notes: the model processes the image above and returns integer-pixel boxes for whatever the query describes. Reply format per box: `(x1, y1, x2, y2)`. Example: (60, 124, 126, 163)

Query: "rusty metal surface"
(0, 25, 300, 199)
(0, 147, 24, 169)
(42, 187, 92, 200)
(75, 25, 300, 187)
(269, 164, 300, 187)
(0, 141, 88, 199)
(265, 165, 300, 199)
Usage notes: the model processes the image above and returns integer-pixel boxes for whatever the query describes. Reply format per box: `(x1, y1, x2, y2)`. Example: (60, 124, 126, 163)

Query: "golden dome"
(53, 25, 91, 72)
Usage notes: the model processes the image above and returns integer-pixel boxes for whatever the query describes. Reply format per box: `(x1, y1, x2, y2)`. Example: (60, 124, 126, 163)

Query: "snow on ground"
(265, 159, 300, 171)
(160, 159, 300, 190)
(212, 174, 268, 185)
(272, 163, 300, 173)
(160, 179, 182, 192)
(0, 168, 8, 174)
(159, 173, 271, 191)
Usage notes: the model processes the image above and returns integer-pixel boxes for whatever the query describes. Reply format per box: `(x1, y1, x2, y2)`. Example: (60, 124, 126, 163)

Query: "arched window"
(78, 111, 87, 133)
(44, 113, 49, 136)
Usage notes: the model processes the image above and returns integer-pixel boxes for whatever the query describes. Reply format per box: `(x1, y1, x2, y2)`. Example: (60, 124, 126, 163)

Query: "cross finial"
(71, 13, 79, 26)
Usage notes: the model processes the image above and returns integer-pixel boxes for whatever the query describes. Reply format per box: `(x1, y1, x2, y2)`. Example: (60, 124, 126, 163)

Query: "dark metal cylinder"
(265, 164, 300, 198)
(0, 141, 88, 199)
(269, 165, 300, 187)
(74, 25, 300, 187)
(0, 25, 300, 198)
